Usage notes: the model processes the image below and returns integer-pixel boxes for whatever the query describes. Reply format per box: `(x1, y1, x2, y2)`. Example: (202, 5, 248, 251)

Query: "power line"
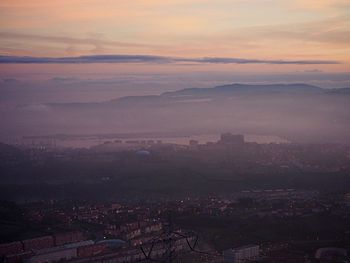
(140, 211, 221, 262)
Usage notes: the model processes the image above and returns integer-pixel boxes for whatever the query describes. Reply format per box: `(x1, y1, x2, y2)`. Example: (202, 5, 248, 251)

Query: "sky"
(1, 0, 350, 141)
(1, 0, 350, 68)
(1, 0, 350, 105)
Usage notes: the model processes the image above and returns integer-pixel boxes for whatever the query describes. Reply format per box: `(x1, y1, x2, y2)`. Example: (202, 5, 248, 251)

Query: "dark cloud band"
(0, 55, 339, 65)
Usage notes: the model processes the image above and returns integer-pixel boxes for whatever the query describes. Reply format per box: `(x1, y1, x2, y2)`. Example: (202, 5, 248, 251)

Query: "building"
(223, 245, 259, 263)
(22, 236, 54, 251)
(53, 231, 85, 246)
(25, 246, 77, 263)
(0, 242, 24, 257)
(315, 247, 347, 262)
(189, 140, 199, 146)
(24, 240, 94, 263)
(219, 133, 244, 145)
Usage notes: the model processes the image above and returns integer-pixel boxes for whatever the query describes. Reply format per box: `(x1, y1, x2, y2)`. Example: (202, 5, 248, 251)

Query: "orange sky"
(1, 0, 350, 73)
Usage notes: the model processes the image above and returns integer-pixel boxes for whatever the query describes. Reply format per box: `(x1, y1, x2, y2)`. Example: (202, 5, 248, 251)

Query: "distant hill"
(161, 83, 323, 98)
(2, 83, 350, 143)
(100, 83, 341, 107)
(326, 87, 350, 95)
(46, 83, 346, 107)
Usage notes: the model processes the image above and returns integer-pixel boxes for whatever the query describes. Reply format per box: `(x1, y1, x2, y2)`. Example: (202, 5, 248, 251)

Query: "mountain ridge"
(40, 83, 349, 108)
(161, 83, 324, 98)
(5, 83, 350, 143)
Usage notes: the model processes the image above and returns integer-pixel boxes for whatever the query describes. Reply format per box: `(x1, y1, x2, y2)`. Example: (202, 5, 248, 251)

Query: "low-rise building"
(223, 244, 259, 263)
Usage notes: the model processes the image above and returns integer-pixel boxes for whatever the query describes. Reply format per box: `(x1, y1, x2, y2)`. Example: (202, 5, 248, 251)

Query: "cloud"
(304, 69, 323, 73)
(51, 77, 78, 83)
(1, 78, 18, 83)
(0, 54, 339, 65)
(0, 32, 158, 49)
(183, 57, 339, 65)
(293, 0, 350, 10)
(235, 15, 350, 46)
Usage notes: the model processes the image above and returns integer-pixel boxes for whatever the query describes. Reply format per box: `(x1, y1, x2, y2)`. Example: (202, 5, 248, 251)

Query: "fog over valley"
(2, 1, 350, 262)
(1, 82, 349, 144)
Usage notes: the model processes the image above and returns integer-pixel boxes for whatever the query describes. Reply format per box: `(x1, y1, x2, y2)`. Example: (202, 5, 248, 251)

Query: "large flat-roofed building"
(223, 244, 259, 263)
(219, 133, 244, 145)
(25, 240, 94, 263)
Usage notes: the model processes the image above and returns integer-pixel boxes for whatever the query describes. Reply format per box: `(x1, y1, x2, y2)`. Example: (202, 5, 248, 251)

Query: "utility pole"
(164, 210, 173, 263)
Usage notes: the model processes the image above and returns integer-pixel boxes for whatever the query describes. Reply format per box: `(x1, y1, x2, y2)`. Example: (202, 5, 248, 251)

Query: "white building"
(223, 245, 259, 263)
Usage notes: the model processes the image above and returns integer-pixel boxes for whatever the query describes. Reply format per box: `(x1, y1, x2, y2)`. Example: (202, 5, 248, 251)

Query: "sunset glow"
(1, 0, 349, 73)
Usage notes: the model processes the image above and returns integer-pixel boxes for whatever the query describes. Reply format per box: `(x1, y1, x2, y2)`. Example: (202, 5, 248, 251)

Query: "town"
(1, 188, 350, 262)
(1, 134, 350, 262)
